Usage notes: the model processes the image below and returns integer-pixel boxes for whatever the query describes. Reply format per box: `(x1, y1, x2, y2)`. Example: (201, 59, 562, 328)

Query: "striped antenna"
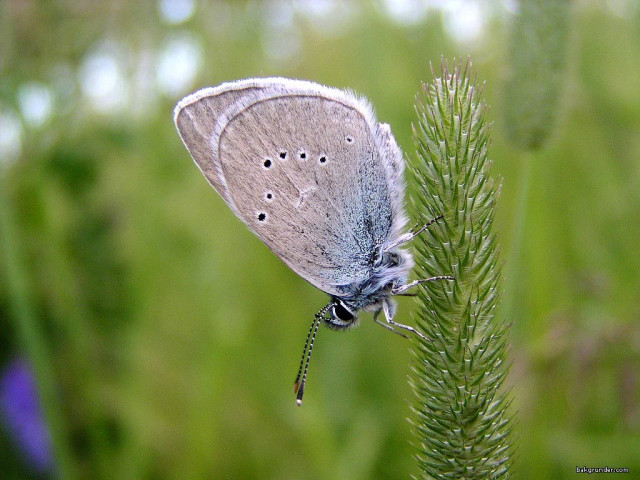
(293, 303, 331, 406)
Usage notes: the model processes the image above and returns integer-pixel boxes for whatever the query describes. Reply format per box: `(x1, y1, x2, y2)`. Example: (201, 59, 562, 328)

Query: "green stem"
(503, 150, 533, 334)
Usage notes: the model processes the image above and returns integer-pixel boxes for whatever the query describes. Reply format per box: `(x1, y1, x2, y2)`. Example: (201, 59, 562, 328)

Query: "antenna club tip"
(296, 399, 302, 406)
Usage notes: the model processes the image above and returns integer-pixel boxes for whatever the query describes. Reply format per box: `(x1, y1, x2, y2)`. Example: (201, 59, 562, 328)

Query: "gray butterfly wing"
(174, 78, 406, 296)
(174, 81, 272, 208)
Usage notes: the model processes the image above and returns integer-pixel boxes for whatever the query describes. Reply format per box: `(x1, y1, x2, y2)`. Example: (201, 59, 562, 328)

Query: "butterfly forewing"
(175, 79, 397, 296)
(175, 84, 269, 210)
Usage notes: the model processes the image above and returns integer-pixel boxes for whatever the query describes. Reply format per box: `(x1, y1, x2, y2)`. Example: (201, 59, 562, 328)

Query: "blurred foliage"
(0, 1, 639, 479)
(503, 0, 571, 150)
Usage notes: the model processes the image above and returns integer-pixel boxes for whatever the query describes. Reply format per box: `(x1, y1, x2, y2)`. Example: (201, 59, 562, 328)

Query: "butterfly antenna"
(293, 317, 317, 393)
(294, 303, 331, 406)
(295, 319, 320, 406)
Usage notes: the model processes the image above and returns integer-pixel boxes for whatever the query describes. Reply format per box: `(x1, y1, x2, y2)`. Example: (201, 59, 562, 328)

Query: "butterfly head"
(324, 299, 359, 330)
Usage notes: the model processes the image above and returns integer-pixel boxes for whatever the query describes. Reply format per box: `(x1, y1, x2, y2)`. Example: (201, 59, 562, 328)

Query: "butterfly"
(174, 78, 453, 404)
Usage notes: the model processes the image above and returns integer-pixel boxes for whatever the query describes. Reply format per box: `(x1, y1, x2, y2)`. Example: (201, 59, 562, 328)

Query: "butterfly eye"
(332, 302, 354, 322)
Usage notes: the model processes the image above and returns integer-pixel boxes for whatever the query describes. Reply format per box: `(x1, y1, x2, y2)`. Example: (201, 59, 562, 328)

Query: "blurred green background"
(1, 1, 639, 479)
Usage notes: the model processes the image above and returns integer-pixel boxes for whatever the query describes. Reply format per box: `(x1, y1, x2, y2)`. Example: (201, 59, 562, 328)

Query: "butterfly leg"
(383, 214, 444, 252)
(380, 300, 429, 341)
(372, 309, 408, 339)
(391, 275, 455, 295)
